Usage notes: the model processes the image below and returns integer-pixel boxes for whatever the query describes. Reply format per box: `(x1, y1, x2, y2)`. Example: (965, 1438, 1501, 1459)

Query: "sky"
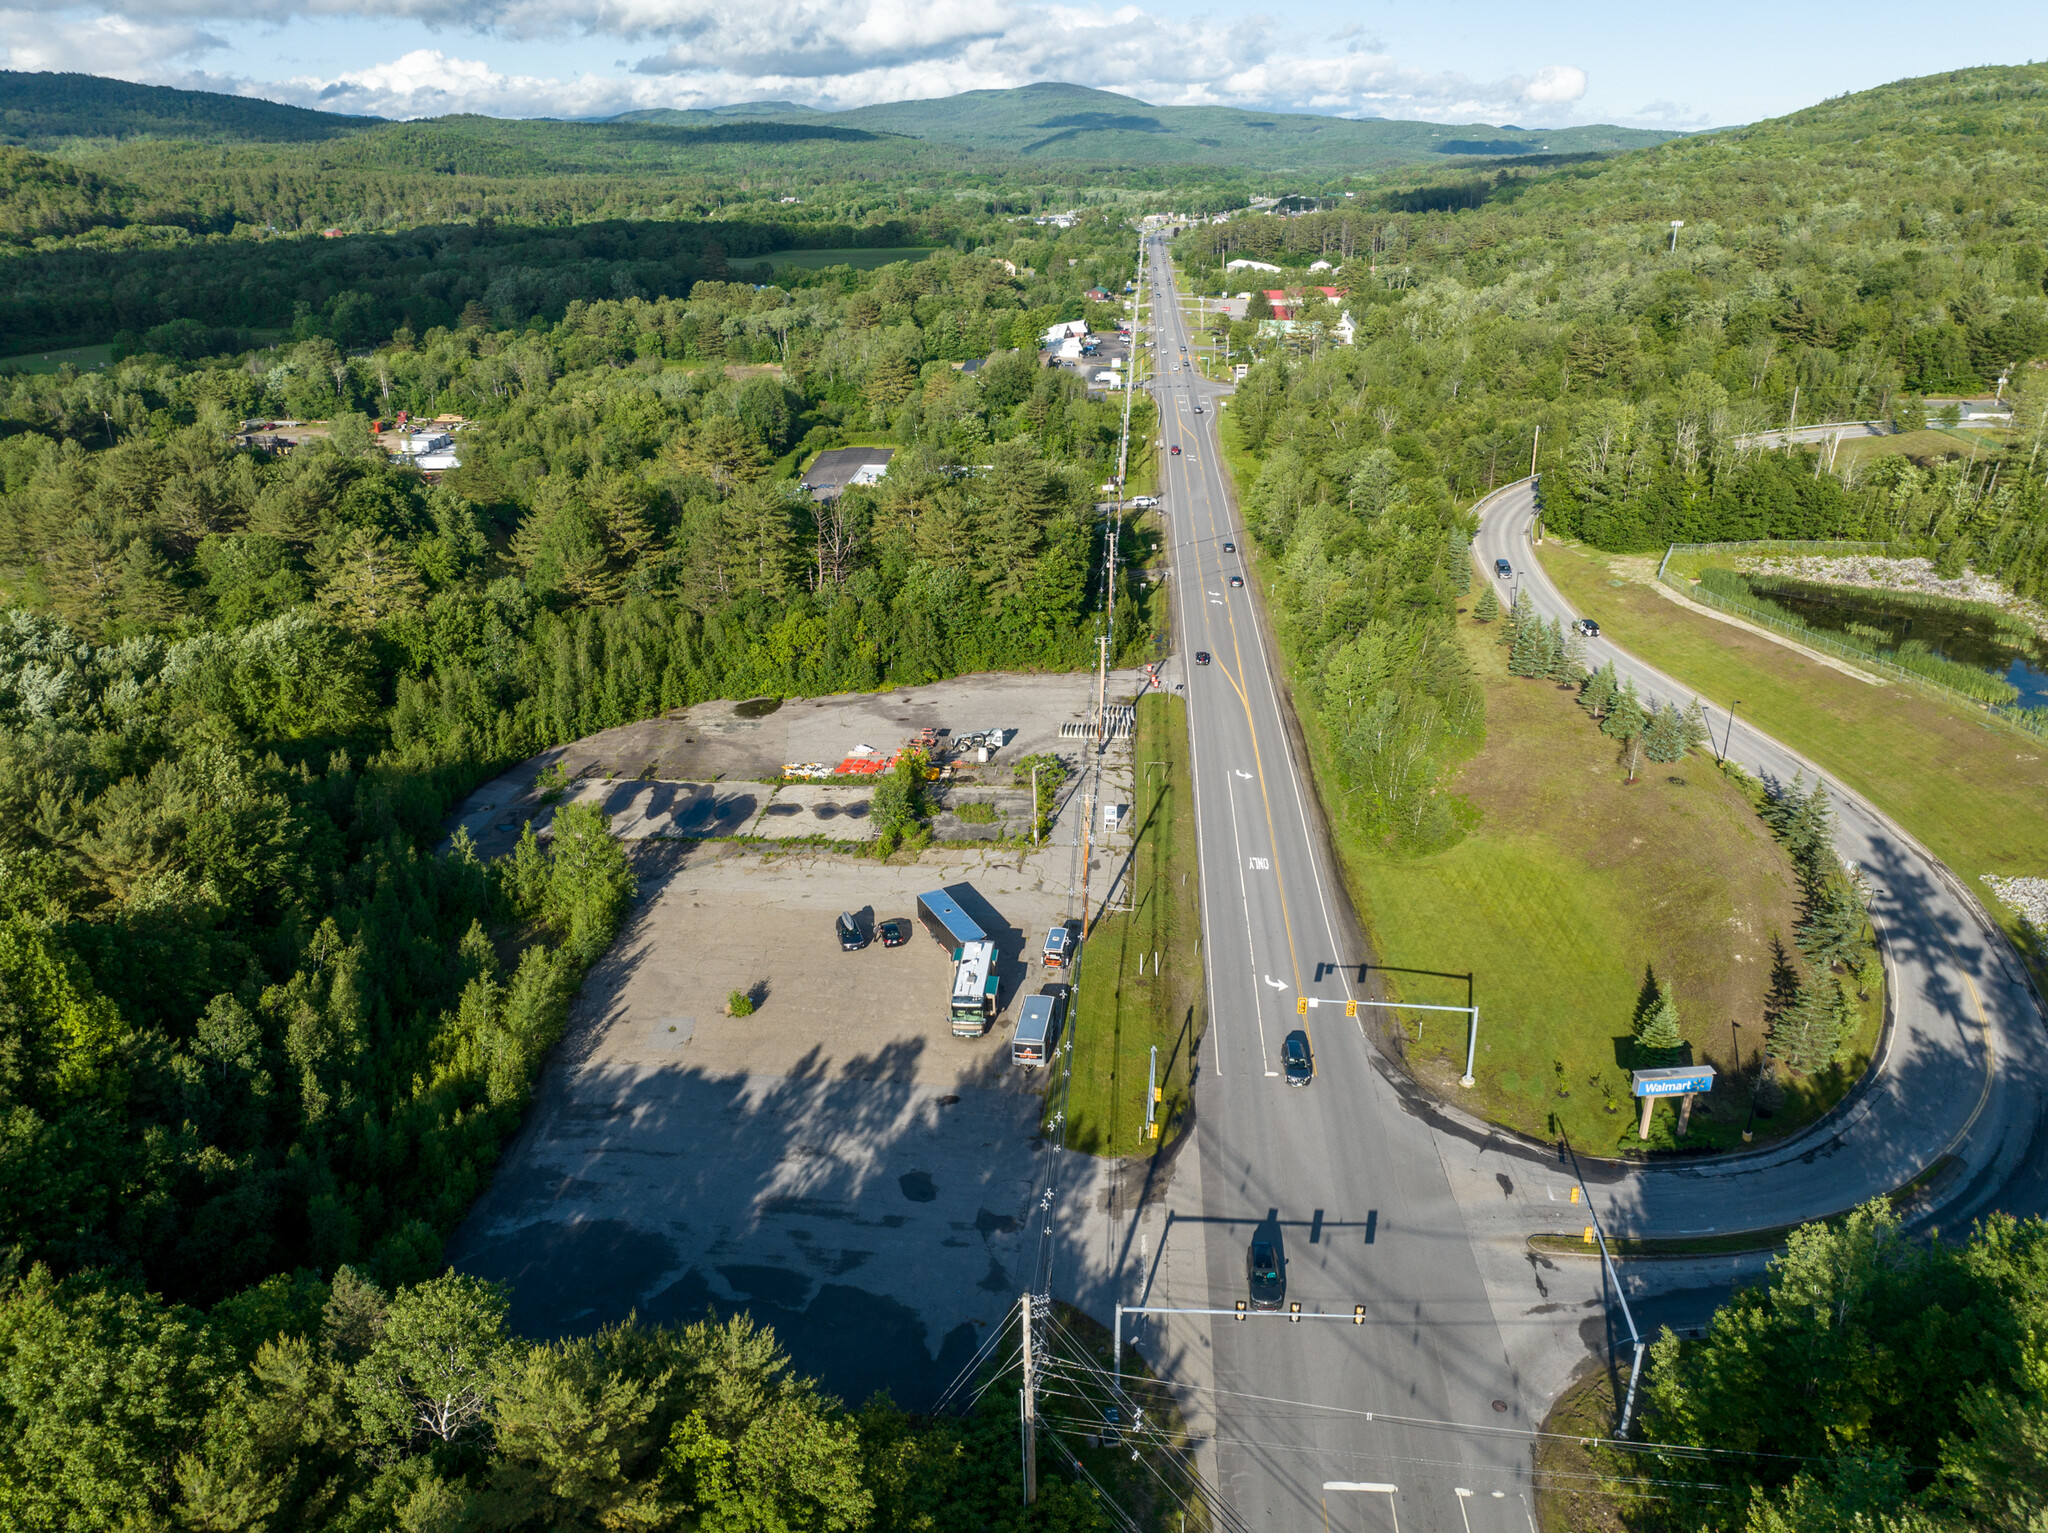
(1, 0, 2044, 130)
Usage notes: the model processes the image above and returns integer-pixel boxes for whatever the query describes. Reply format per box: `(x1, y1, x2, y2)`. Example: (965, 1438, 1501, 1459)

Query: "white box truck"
(950, 939, 1000, 1037)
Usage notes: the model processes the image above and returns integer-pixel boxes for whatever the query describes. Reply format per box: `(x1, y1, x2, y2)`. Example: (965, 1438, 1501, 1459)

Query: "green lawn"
(1541, 539, 2048, 989)
(741, 246, 938, 272)
(1336, 616, 1879, 1154)
(0, 343, 112, 373)
(1063, 694, 1201, 1157)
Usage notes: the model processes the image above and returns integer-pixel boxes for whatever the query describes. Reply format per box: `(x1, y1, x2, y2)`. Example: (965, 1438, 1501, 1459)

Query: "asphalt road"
(1146, 241, 1538, 1533)
(1473, 487, 2048, 1238)
(1138, 240, 2048, 1531)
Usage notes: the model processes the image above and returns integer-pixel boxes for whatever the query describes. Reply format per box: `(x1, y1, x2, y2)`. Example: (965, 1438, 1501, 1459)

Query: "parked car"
(836, 912, 867, 951)
(879, 919, 909, 947)
(1494, 558, 1512, 577)
(1043, 925, 1072, 968)
(1194, 651, 1211, 665)
(1229, 575, 1244, 588)
(1575, 618, 1601, 638)
(1246, 1239, 1285, 1310)
(1132, 495, 1159, 508)
(1283, 1030, 1314, 1087)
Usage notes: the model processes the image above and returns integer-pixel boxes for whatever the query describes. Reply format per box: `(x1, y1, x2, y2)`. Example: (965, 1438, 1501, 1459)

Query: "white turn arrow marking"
(1235, 770, 1253, 779)
(1264, 975, 1290, 991)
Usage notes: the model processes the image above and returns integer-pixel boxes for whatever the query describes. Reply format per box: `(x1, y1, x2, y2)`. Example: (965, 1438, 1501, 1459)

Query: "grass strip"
(1062, 693, 1202, 1157)
(1539, 540, 2048, 995)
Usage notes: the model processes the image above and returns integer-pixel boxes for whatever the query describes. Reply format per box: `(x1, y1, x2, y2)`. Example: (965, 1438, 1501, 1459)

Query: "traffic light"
(1345, 999, 1358, 1017)
(1234, 1300, 1246, 1321)
(1353, 1304, 1366, 1324)
(1288, 1302, 1301, 1323)
(1296, 997, 1308, 1016)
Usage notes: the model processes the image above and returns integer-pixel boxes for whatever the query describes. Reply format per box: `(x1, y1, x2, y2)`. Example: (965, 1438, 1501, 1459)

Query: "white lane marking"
(1223, 768, 1274, 1075)
(1264, 975, 1289, 990)
(1249, 857, 1270, 870)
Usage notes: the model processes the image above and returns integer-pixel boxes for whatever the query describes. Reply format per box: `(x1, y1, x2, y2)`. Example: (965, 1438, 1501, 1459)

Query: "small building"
(1226, 259, 1282, 273)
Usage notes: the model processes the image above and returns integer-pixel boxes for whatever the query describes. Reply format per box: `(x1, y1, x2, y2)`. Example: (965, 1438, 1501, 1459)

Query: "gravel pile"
(1982, 875, 2048, 939)
(1740, 554, 2048, 639)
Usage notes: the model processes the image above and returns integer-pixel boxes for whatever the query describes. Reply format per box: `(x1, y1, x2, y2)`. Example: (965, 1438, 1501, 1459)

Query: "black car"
(1229, 575, 1244, 588)
(835, 912, 867, 951)
(1246, 1239, 1284, 1310)
(1194, 651, 1211, 666)
(1283, 1029, 1314, 1087)
(879, 919, 909, 947)
(1223, 540, 1235, 552)
(1495, 558, 1513, 577)
(1575, 618, 1601, 638)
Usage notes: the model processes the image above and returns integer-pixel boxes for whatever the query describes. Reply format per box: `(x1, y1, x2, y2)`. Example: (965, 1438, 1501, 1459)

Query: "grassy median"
(1063, 693, 1202, 1158)
(1540, 538, 2048, 990)
(1343, 615, 1881, 1154)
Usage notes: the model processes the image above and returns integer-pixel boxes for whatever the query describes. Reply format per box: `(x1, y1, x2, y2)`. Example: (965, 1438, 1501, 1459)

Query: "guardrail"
(1656, 546, 2046, 740)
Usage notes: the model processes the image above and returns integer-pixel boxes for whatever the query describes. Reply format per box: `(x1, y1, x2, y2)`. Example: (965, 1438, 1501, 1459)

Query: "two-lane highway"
(1141, 241, 1538, 1531)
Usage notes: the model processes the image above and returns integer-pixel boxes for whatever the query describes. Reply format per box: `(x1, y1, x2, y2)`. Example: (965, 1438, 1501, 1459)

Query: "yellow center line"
(1161, 302, 1305, 999)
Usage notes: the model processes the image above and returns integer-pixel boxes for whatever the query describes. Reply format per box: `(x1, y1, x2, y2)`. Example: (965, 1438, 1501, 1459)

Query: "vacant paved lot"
(450, 841, 1082, 1409)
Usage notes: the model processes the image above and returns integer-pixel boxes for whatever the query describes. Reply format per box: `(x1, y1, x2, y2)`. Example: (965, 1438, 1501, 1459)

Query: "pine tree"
(1786, 783, 1836, 889)
(315, 527, 428, 630)
(1447, 528, 1472, 594)
(1473, 584, 1499, 623)
(1644, 701, 1687, 763)
(1768, 975, 1844, 1074)
(1633, 988, 1683, 1069)
(1580, 661, 1618, 720)
(1681, 696, 1712, 754)
(1542, 617, 1569, 681)
(1560, 626, 1589, 683)
(1797, 874, 1868, 969)
(1604, 680, 1648, 781)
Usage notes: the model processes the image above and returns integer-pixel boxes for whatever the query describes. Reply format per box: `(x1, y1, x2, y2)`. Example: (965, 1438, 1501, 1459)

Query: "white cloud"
(11, 0, 1609, 128)
(0, 8, 223, 73)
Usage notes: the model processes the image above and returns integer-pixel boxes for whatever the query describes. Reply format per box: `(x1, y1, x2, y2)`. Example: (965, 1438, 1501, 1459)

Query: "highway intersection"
(1069, 234, 2048, 1531)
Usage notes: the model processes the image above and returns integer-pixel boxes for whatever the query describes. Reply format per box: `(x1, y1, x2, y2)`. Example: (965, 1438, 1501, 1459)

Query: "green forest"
(1, 49, 2048, 1532)
(0, 198, 1148, 1525)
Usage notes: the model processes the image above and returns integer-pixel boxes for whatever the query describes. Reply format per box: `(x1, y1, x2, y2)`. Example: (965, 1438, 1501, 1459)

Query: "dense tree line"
(1625, 1203, 2048, 1532)
(0, 230, 1145, 1518)
(0, 1263, 1112, 1530)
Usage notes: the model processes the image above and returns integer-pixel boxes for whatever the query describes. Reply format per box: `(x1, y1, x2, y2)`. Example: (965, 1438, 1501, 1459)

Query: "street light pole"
(1460, 1006, 1480, 1088)
(1720, 699, 1741, 765)
(1669, 219, 1684, 253)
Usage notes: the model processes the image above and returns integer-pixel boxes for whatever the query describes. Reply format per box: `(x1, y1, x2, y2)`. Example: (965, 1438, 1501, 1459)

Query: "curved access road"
(1473, 481, 2048, 1236)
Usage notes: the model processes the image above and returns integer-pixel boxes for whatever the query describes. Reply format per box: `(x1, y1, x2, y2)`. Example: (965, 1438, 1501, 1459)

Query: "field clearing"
(1832, 425, 2011, 469)
(1064, 693, 1201, 1157)
(1540, 538, 2048, 989)
(747, 246, 939, 271)
(0, 343, 113, 373)
(1341, 614, 1877, 1153)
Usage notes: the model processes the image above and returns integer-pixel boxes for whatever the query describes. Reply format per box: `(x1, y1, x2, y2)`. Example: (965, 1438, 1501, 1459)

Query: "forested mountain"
(617, 81, 1677, 169)
(0, 71, 375, 146)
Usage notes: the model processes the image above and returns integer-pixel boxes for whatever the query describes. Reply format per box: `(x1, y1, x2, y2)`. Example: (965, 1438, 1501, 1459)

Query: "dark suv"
(1246, 1240, 1284, 1310)
(1282, 1030, 1314, 1087)
(1494, 558, 1513, 578)
(836, 912, 867, 951)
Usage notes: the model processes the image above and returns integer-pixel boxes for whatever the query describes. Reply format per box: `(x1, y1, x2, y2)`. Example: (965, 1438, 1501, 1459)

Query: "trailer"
(1013, 988, 1067, 1065)
(916, 887, 986, 952)
(950, 940, 1001, 1037)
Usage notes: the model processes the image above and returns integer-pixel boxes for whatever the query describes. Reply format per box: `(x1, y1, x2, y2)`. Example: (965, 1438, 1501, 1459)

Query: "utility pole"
(1020, 1293, 1037, 1504)
(1529, 422, 1540, 480)
(1031, 763, 1040, 846)
(1668, 219, 1684, 253)
(1787, 384, 1800, 436)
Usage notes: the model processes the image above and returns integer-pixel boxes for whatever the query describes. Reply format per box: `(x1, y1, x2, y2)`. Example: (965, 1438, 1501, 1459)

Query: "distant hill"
(0, 71, 376, 145)
(616, 82, 1675, 170)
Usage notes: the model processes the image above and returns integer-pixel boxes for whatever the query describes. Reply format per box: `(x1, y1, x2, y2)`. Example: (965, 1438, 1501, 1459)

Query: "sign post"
(1631, 1065, 1715, 1141)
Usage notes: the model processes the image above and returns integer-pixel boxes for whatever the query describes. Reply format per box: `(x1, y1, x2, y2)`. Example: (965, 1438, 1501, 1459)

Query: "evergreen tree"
(1447, 529, 1472, 593)
(1644, 701, 1688, 763)
(1786, 782, 1836, 889)
(1604, 679, 1648, 781)
(1681, 695, 1712, 753)
(1580, 661, 1618, 719)
(1633, 988, 1684, 1068)
(1797, 873, 1869, 969)
(1559, 625, 1589, 682)
(1473, 583, 1499, 623)
(1769, 975, 1845, 1073)
(1508, 596, 1544, 674)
